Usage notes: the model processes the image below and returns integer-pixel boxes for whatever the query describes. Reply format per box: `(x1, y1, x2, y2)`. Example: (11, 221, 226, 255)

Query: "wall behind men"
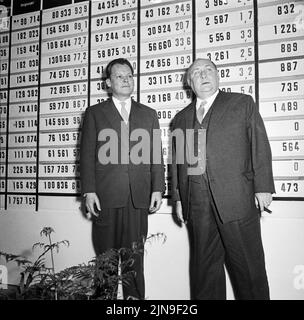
(0, 0, 304, 299)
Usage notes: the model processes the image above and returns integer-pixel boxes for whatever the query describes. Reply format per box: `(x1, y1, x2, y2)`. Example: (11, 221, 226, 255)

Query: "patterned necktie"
(197, 100, 207, 124)
(120, 101, 129, 124)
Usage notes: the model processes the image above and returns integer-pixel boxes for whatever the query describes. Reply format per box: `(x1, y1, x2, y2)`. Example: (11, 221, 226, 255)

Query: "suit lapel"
(101, 98, 131, 158)
(183, 102, 196, 164)
(207, 90, 229, 135)
(129, 100, 142, 133)
(185, 101, 196, 130)
(101, 99, 124, 136)
(177, 92, 228, 167)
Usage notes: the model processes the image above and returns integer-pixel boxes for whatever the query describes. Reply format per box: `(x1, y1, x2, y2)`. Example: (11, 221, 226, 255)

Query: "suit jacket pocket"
(243, 171, 254, 180)
(189, 175, 203, 184)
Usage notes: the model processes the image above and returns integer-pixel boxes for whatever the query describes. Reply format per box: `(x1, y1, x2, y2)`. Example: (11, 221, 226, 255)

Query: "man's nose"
(122, 75, 129, 82)
(200, 70, 207, 78)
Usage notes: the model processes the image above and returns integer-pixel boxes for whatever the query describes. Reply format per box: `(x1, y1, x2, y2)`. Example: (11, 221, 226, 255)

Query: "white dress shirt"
(112, 96, 132, 118)
(196, 90, 219, 119)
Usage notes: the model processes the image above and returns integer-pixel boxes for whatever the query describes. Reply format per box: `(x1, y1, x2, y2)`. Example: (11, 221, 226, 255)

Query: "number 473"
(281, 182, 298, 192)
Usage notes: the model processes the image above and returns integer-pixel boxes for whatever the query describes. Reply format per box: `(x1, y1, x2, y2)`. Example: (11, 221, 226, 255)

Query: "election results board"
(0, 0, 303, 212)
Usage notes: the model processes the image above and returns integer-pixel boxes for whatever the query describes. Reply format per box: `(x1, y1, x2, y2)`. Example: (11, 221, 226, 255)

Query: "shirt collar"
(196, 90, 219, 111)
(112, 96, 132, 113)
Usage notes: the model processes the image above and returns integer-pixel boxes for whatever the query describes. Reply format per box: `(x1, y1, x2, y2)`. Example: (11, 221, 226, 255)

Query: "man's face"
(188, 59, 219, 99)
(106, 63, 134, 100)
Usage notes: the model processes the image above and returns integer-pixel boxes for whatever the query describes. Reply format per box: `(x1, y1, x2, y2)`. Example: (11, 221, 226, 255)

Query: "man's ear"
(186, 76, 191, 88)
(216, 70, 220, 83)
(105, 78, 111, 88)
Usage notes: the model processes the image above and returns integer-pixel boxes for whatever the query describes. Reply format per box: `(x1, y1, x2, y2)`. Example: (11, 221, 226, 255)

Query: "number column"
(196, 0, 256, 97)
(0, 2, 10, 209)
(90, 0, 138, 106)
(258, 1, 304, 198)
(39, 2, 89, 202)
(140, 0, 193, 197)
(7, 6, 40, 210)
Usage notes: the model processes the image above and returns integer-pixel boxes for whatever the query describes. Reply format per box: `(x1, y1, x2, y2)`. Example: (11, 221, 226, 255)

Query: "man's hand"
(149, 191, 163, 213)
(175, 200, 184, 223)
(255, 192, 272, 213)
(84, 192, 101, 219)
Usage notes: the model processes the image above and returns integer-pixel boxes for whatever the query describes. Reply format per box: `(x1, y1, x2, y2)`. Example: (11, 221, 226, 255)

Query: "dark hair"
(104, 58, 134, 80)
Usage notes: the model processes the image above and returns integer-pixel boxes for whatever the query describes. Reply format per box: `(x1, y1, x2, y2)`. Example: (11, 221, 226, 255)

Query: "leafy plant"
(0, 228, 166, 300)
(0, 226, 69, 300)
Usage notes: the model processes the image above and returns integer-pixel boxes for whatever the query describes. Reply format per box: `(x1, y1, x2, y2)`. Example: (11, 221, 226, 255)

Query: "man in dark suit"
(80, 58, 165, 299)
(171, 58, 275, 300)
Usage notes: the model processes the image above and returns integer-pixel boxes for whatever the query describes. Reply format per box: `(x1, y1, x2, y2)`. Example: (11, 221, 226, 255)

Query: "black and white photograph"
(0, 0, 303, 306)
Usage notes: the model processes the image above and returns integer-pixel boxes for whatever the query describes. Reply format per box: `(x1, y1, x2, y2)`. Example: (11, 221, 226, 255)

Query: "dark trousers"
(92, 196, 148, 300)
(188, 180, 270, 300)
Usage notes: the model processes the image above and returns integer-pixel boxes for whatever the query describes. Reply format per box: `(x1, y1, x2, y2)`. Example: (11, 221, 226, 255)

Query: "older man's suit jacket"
(80, 98, 165, 209)
(171, 90, 275, 223)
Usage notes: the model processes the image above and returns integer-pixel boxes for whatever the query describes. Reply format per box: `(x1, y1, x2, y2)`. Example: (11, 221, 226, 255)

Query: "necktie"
(120, 101, 129, 124)
(197, 100, 207, 124)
